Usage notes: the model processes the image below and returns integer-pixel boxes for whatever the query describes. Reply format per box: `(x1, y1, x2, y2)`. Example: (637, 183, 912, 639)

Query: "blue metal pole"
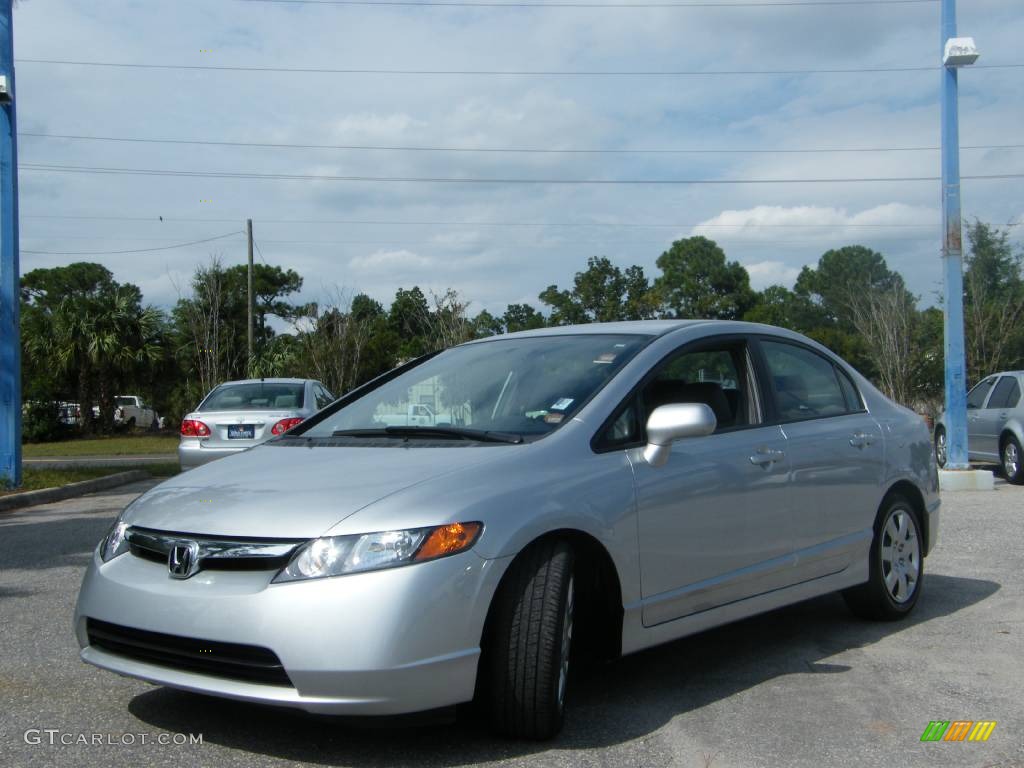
(940, 0, 968, 470)
(0, 0, 20, 487)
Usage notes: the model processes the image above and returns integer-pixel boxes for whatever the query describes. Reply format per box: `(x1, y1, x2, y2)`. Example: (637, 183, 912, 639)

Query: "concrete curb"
(0, 470, 151, 513)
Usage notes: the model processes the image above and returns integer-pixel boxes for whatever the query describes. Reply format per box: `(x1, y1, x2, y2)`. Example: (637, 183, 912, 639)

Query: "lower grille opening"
(86, 618, 293, 687)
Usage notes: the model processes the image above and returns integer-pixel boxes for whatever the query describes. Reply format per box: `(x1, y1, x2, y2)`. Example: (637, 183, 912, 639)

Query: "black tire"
(484, 539, 575, 740)
(127, 416, 136, 430)
(934, 426, 947, 469)
(1001, 434, 1024, 485)
(843, 495, 924, 621)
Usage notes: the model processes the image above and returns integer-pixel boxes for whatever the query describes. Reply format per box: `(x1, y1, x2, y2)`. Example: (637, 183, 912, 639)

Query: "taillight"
(271, 417, 304, 435)
(180, 419, 211, 437)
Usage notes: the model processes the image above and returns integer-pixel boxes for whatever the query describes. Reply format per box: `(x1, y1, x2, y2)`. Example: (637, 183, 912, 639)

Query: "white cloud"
(743, 260, 802, 290)
(693, 203, 936, 243)
(348, 249, 434, 273)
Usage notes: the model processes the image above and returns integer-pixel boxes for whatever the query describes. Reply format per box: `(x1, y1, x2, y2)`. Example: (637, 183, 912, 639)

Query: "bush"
(22, 400, 72, 443)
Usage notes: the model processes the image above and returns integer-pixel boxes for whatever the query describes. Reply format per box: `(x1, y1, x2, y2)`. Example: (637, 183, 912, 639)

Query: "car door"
(965, 376, 998, 458)
(627, 336, 793, 628)
(756, 338, 885, 582)
(974, 376, 1016, 458)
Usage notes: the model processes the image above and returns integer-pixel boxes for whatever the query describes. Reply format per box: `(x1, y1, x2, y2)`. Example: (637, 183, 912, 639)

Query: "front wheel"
(934, 426, 947, 468)
(843, 496, 924, 621)
(483, 540, 575, 740)
(1002, 435, 1024, 485)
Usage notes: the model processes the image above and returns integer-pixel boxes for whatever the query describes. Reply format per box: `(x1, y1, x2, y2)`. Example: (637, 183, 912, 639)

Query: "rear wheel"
(1002, 435, 1024, 485)
(843, 495, 923, 621)
(934, 426, 947, 468)
(484, 540, 575, 740)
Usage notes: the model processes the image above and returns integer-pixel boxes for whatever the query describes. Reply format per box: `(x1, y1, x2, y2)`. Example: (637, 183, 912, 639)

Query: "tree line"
(19, 219, 1024, 440)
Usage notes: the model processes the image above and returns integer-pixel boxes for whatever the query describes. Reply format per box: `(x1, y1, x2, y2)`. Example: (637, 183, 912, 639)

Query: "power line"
(20, 213, 1008, 229)
(19, 161, 1024, 185)
(240, 0, 941, 7)
(19, 57, 1023, 76)
(21, 230, 243, 256)
(19, 131, 1023, 155)
(253, 239, 270, 265)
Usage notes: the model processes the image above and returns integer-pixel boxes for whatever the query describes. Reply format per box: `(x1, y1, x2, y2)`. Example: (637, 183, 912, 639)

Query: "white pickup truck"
(375, 403, 451, 427)
(113, 396, 161, 430)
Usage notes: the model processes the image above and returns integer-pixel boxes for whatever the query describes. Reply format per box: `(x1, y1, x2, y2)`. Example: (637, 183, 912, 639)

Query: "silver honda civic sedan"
(75, 320, 940, 739)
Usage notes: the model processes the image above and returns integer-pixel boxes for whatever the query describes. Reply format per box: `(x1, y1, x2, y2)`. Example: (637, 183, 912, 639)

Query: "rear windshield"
(200, 382, 305, 411)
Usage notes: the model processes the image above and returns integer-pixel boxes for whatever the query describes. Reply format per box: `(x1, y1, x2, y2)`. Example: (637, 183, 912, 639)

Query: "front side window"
(200, 382, 306, 411)
(761, 341, 849, 422)
(302, 334, 648, 440)
(966, 377, 996, 409)
(641, 343, 754, 432)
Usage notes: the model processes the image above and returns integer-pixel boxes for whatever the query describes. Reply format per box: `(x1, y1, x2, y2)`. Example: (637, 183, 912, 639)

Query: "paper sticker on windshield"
(550, 397, 574, 411)
(545, 413, 565, 424)
(593, 352, 617, 364)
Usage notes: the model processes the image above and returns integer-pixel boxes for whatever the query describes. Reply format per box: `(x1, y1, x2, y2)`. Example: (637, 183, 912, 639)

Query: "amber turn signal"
(414, 522, 483, 562)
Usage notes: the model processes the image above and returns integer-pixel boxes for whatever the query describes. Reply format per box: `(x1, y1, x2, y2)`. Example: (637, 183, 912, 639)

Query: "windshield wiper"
(331, 426, 523, 444)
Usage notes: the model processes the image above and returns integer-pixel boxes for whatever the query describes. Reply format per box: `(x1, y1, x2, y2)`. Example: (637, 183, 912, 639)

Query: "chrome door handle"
(850, 431, 874, 448)
(749, 447, 784, 466)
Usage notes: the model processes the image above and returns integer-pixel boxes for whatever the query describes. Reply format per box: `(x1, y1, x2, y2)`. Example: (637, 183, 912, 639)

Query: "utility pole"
(0, 1, 21, 488)
(247, 218, 254, 370)
(939, 0, 979, 472)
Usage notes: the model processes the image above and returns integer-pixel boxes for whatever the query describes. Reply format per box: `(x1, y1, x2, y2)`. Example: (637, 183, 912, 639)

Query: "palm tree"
(26, 288, 166, 433)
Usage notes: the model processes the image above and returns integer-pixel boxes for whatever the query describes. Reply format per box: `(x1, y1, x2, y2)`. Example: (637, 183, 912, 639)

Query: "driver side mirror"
(643, 403, 717, 468)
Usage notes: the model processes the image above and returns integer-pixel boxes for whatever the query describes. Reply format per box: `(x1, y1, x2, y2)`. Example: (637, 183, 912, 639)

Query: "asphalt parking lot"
(1, 479, 1021, 768)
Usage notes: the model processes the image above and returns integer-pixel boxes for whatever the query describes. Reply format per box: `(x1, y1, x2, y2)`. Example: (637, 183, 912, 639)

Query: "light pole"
(0, 0, 20, 488)
(939, 0, 978, 472)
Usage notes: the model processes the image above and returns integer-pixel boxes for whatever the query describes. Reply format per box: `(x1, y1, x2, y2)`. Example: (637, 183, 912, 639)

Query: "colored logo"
(920, 721, 996, 742)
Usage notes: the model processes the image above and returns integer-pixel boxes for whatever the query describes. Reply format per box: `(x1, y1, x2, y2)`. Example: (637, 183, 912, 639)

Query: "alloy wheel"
(880, 508, 920, 604)
(1004, 441, 1020, 479)
(935, 429, 947, 468)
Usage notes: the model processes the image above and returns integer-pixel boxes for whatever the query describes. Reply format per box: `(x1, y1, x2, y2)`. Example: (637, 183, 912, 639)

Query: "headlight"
(273, 522, 482, 583)
(100, 518, 131, 562)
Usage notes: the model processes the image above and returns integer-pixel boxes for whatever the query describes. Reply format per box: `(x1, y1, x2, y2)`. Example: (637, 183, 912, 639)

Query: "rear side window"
(761, 341, 848, 422)
(988, 376, 1021, 409)
(200, 382, 305, 411)
(836, 368, 864, 412)
(967, 378, 996, 409)
(314, 384, 335, 410)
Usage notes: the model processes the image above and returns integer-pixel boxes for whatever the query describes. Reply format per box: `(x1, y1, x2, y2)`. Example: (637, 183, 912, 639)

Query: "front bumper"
(75, 546, 509, 715)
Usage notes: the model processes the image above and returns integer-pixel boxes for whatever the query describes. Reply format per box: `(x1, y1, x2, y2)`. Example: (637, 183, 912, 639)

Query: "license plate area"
(228, 425, 255, 440)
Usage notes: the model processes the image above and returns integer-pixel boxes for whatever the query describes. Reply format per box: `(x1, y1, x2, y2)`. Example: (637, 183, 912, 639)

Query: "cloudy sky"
(13, 0, 1024, 320)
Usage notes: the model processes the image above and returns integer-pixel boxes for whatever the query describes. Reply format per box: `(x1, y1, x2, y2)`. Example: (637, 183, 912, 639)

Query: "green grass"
(22, 435, 179, 457)
(1, 462, 180, 495)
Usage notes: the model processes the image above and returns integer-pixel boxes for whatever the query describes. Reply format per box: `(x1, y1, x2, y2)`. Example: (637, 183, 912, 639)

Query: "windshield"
(302, 334, 647, 439)
(200, 382, 305, 412)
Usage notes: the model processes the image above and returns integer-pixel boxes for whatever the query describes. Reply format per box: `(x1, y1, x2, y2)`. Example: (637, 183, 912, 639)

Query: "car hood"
(122, 442, 512, 538)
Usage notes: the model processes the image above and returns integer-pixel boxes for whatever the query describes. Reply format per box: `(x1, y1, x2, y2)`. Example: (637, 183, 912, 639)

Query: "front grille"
(126, 527, 303, 573)
(86, 618, 293, 687)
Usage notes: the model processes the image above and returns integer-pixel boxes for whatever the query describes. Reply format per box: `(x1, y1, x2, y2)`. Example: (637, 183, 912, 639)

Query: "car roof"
(463, 319, 715, 344)
(214, 378, 313, 386)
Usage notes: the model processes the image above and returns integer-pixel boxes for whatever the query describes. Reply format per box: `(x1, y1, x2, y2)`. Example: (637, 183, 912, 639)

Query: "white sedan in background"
(178, 378, 335, 469)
